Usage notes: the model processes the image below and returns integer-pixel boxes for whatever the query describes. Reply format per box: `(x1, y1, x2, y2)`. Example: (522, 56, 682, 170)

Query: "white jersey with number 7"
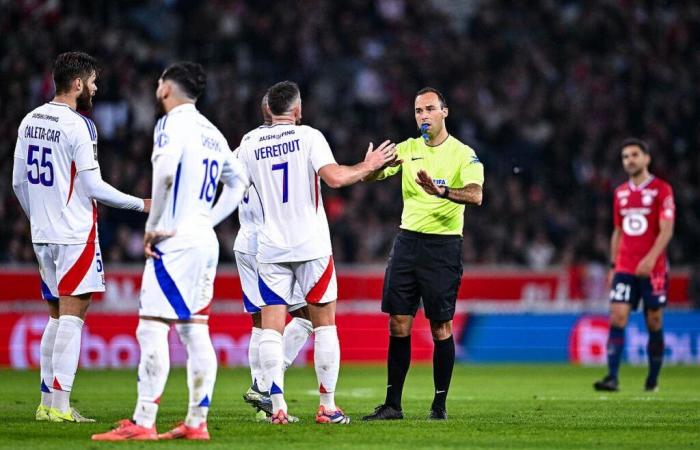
(237, 124, 336, 263)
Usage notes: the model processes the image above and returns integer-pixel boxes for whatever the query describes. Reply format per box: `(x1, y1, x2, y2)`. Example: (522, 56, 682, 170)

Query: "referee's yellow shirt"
(377, 135, 484, 236)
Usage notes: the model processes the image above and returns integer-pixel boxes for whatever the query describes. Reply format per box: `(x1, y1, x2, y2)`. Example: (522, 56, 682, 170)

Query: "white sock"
(40, 317, 59, 408)
(314, 326, 340, 410)
(176, 323, 217, 428)
(259, 329, 286, 413)
(51, 315, 84, 413)
(133, 320, 170, 428)
(248, 327, 267, 392)
(283, 317, 313, 371)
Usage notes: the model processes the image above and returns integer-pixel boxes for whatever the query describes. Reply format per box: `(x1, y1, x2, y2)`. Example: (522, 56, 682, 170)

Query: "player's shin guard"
(647, 330, 664, 384)
(133, 320, 170, 428)
(249, 327, 267, 392)
(283, 317, 313, 371)
(259, 329, 286, 413)
(432, 336, 455, 410)
(40, 317, 59, 408)
(606, 326, 625, 380)
(176, 323, 217, 428)
(385, 335, 411, 410)
(314, 326, 340, 410)
(51, 315, 84, 413)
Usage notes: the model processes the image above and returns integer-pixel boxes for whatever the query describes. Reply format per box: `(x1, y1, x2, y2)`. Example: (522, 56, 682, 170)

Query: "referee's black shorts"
(381, 229, 463, 321)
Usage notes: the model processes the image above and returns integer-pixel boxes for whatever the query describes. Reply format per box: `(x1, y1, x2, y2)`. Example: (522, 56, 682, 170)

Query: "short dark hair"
(415, 87, 447, 108)
(267, 81, 300, 115)
(620, 137, 650, 154)
(162, 62, 206, 100)
(53, 52, 98, 95)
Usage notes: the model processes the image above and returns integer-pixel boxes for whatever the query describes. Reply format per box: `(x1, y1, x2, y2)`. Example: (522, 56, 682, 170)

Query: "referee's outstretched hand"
(365, 140, 398, 171)
(416, 169, 442, 196)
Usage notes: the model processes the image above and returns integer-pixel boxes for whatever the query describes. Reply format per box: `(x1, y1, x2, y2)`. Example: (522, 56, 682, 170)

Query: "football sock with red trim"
(133, 319, 170, 428)
(51, 315, 83, 413)
(314, 326, 339, 410)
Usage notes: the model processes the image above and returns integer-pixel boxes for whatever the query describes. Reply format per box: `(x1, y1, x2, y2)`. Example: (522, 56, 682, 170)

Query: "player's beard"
(625, 164, 641, 177)
(76, 83, 93, 111)
(155, 95, 166, 118)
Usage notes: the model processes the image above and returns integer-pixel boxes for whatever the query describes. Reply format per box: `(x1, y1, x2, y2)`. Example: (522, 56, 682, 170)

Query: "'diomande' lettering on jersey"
(254, 139, 301, 160)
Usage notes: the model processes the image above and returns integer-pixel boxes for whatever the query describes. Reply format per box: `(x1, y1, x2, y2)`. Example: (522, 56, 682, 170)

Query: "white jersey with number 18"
(151, 103, 245, 252)
(237, 124, 336, 263)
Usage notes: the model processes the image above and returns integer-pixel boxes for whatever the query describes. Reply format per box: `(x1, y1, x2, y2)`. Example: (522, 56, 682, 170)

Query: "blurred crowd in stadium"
(2, 0, 699, 271)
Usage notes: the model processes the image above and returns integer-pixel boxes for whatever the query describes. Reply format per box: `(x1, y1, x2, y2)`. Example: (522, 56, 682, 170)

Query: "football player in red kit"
(594, 138, 675, 392)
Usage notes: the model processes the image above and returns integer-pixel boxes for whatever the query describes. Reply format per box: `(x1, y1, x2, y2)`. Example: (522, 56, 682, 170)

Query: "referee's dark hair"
(416, 87, 447, 109)
(620, 137, 650, 155)
(267, 81, 301, 115)
(53, 52, 99, 95)
(162, 61, 206, 100)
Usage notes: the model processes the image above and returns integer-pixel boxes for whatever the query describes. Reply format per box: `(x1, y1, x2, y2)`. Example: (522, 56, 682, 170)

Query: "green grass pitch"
(0, 364, 698, 449)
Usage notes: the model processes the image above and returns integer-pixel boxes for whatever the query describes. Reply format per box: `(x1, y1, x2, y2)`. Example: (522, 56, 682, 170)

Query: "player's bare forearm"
(362, 169, 384, 182)
(643, 220, 674, 263)
(443, 184, 483, 205)
(609, 227, 621, 264)
(320, 162, 375, 188)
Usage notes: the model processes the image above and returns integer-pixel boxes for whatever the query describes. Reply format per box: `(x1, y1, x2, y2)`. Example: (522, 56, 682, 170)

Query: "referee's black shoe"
(593, 375, 619, 392)
(428, 407, 447, 420)
(361, 404, 404, 421)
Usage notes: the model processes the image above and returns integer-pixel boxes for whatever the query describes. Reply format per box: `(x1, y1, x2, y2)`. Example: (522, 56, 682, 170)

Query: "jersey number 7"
(271, 162, 289, 203)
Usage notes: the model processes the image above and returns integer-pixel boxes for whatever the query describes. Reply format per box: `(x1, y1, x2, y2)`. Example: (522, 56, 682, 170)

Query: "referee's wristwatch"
(439, 186, 450, 198)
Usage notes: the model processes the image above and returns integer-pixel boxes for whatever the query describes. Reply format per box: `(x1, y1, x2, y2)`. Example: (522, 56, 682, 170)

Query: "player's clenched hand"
(635, 256, 655, 277)
(142, 199, 151, 213)
(365, 140, 397, 171)
(144, 230, 175, 259)
(415, 170, 442, 196)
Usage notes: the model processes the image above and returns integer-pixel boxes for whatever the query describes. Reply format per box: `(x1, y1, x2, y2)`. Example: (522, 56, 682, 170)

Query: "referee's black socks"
(385, 335, 411, 410)
(432, 335, 455, 411)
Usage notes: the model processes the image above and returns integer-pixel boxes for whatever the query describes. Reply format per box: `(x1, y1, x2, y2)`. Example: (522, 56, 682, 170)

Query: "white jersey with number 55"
(237, 124, 336, 263)
(14, 101, 100, 244)
(151, 103, 244, 251)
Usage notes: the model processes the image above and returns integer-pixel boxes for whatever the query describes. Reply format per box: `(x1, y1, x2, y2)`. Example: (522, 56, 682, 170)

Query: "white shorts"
(139, 245, 218, 320)
(257, 255, 337, 308)
(33, 242, 105, 300)
(235, 251, 306, 313)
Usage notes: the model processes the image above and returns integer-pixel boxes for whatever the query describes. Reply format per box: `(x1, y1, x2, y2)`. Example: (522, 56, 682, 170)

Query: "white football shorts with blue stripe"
(256, 255, 337, 309)
(139, 244, 218, 320)
(234, 251, 306, 313)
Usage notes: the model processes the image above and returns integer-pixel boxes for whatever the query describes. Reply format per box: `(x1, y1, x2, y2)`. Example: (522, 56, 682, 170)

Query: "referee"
(362, 88, 484, 421)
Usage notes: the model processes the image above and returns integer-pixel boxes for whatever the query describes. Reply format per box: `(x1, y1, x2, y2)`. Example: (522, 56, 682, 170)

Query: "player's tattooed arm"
(415, 170, 483, 205)
(446, 183, 483, 205)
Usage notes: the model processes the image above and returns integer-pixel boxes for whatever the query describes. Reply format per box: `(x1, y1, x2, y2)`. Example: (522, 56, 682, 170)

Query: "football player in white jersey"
(12, 52, 149, 423)
(92, 62, 248, 441)
(211, 94, 313, 421)
(236, 81, 396, 424)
